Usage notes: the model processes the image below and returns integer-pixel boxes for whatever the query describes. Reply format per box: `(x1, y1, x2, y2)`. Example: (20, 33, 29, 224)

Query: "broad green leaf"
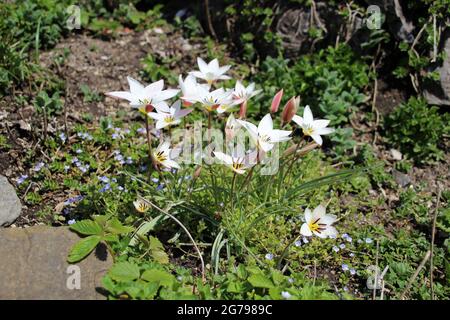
(68, 235, 101, 263)
(248, 274, 274, 289)
(141, 269, 175, 287)
(149, 236, 169, 264)
(93, 215, 108, 226)
(109, 261, 140, 282)
(106, 218, 134, 235)
(69, 219, 102, 235)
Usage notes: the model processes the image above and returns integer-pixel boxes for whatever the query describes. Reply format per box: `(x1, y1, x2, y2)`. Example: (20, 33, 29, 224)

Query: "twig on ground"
(138, 197, 206, 283)
(430, 188, 442, 300)
(400, 250, 431, 300)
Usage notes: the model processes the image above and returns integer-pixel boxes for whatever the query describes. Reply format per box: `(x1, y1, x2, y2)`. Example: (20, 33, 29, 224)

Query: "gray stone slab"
(0, 225, 112, 299)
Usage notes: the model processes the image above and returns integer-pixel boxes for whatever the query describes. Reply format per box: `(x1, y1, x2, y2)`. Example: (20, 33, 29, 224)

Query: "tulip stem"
(230, 172, 237, 211)
(207, 111, 212, 144)
(277, 233, 301, 270)
(145, 116, 157, 171)
(283, 136, 304, 184)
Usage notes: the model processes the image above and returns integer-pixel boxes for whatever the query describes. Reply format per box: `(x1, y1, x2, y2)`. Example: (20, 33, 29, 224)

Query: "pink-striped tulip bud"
(281, 96, 300, 126)
(270, 89, 284, 113)
(239, 100, 248, 119)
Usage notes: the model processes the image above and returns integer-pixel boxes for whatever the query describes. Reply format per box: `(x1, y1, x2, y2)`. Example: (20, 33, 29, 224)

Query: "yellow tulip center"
(164, 116, 175, 123)
(308, 218, 326, 234)
(302, 125, 314, 136)
(154, 151, 167, 163)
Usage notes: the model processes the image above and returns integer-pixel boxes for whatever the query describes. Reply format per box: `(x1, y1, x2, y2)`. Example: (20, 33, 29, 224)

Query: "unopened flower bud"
(270, 89, 283, 113)
(281, 96, 299, 125)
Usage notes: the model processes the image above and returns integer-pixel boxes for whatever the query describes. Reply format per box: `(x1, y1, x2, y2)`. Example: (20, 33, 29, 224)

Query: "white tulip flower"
(292, 106, 334, 145)
(147, 100, 192, 130)
(300, 205, 338, 238)
(189, 58, 231, 84)
(106, 77, 179, 112)
(237, 114, 292, 152)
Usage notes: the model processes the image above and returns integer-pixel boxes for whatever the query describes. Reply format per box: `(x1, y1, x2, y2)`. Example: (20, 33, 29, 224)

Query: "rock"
(390, 148, 402, 161)
(363, 0, 415, 42)
(392, 169, 411, 187)
(423, 29, 450, 106)
(0, 175, 22, 226)
(0, 226, 113, 299)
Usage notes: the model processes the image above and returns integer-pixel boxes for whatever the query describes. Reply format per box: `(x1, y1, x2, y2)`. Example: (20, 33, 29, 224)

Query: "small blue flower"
(265, 253, 274, 260)
(71, 157, 79, 164)
(111, 178, 117, 183)
(343, 286, 349, 292)
(281, 291, 292, 299)
(288, 278, 294, 284)
(184, 175, 192, 180)
(64, 195, 84, 205)
(349, 253, 355, 257)
(342, 233, 349, 239)
(302, 237, 309, 244)
(151, 177, 159, 184)
(33, 162, 45, 172)
(350, 268, 356, 275)
(137, 127, 146, 134)
(64, 165, 70, 172)
(123, 129, 131, 134)
(341, 264, 349, 272)
(59, 132, 66, 143)
(139, 165, 148, 172)
(365, 238, 373, 244)
(332, 246, 340, 253)
(339, 243, 346, 249)
(112, 133, 119, 140)
(346, 236, 353, 243)
(126, 157, 133, 164)
(68, 219, 76, 225)
(117, 186, 124, 191)
(98, 176, 109, 183)
(76, 149, 82, 154)
(99, 183, 111, 193)
(17, 175, 28, 185)
(156, 184, 165, 191)
(294, 240, 302, 247)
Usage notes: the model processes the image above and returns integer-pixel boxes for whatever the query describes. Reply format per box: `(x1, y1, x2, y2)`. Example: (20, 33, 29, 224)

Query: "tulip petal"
(310, 134, 323, 146)
(127, 76, 145, 94)
(300, 223, 312, 236)
(303, 105, 313, 124)
(258, 114, 273, 135)
(105, 91, 133, 101)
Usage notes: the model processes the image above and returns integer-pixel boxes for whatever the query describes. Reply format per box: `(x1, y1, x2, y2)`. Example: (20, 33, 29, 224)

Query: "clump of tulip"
(105, 57, 337, 243)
